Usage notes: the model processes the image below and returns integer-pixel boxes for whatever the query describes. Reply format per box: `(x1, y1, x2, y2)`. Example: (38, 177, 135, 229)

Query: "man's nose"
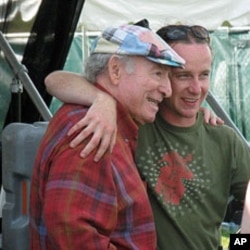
(159, 78, 172, 98)
(189, 78, 202, 94)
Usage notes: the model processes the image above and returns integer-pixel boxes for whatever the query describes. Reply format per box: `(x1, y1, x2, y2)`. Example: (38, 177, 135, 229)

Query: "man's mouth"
(147, 97, 161, 105)
(183, 98, 199, 103)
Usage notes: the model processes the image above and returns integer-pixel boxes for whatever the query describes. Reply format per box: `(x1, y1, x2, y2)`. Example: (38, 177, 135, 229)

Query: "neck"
(158, 107, 198, 127)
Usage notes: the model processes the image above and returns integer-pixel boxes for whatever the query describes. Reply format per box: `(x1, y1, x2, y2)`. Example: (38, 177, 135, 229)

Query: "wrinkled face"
(117, 56, 172, 125)
(159, 43, 212, 126)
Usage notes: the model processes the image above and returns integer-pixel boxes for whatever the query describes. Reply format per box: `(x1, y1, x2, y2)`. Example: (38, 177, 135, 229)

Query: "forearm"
(45, 70, 117, 162)
(45, 70, 106, 106)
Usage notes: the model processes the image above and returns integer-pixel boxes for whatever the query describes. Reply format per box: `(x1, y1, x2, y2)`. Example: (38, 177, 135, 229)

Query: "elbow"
(44, 73, 54, 95)
(44, 71, 62, 95)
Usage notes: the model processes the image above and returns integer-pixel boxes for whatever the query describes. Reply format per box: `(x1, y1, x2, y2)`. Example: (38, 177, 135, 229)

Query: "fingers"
(110, 128, 117, 153)
(67, 119, 88, 137)
(79, 132, 102, 159)
(208, 116, 224, 126)
(200, 107, 210, 124)
(68, 115, 117, 162)
(207, 116, 217, 126)
(78, 127, 116, 162)
(67, 93, 117, 161)
(92, 133, 113, 162)
(214, 117, 224, 125)
(69, 126, 94, 148)
(200, 107, 224, 126)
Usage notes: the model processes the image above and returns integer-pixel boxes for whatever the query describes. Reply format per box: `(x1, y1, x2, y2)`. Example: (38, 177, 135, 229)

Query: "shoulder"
(204, 123, 250, 149)
(40, 104, 89, 149)
(204, 123, 239, 137)
(48, 104, 88, 131)
(54, 103, 88, 122)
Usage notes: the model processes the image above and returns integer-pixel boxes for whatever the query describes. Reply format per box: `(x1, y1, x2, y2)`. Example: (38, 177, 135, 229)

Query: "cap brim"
(147, 56, 185, 68)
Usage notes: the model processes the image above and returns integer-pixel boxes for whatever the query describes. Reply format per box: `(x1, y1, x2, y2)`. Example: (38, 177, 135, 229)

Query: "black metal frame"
(4, 0, 86, 124)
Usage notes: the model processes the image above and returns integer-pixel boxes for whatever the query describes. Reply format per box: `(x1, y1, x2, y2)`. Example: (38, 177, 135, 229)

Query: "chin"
(144, 115, 156, 124)
(135, 113, 156, 125)
(181, 109, 198, 118)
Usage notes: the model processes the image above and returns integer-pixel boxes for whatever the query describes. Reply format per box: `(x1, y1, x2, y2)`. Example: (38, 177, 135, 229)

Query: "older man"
(29, 24, 185, 249)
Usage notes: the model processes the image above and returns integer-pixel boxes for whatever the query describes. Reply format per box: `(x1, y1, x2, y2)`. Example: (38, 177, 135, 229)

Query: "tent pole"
(0, 32, 52, 121)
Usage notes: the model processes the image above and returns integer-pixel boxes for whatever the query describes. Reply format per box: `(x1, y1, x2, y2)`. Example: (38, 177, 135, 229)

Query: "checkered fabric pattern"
(93, 24, 185, 67)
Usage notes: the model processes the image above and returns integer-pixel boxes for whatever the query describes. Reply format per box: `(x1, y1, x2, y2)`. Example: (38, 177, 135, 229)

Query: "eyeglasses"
(158, 25, 210, 43)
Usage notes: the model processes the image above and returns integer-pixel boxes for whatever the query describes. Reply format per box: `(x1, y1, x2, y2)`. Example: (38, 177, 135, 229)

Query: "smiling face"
(159, 43, 212, 127)
(114, 56, 172, 125)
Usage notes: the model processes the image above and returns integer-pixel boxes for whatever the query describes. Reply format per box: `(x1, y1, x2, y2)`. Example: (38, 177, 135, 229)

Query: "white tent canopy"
(3, 0, 250, 32)
(80, 0, 250, 31)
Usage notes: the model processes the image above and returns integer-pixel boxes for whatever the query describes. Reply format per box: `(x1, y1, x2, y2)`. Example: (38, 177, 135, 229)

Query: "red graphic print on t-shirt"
(156, 151, 194, 205)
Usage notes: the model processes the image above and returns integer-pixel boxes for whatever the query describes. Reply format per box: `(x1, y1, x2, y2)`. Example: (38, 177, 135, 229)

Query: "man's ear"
(108, 55, 122, 85)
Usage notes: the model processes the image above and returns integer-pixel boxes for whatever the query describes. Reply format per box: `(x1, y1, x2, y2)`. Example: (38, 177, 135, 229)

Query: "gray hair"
(83, 53, 135, 83)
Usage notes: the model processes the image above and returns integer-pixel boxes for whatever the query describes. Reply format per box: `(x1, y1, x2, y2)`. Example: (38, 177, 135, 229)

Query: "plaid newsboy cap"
(92, 24, 185, 67)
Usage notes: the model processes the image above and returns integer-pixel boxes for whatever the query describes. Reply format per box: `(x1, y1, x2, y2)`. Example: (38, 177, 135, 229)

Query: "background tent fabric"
(209, 30, 250, 140)
(1, 0, 85, 125)
(0, 0, 41, 33)
(79, 0, 250, 31)
(1, 0, 249, 32)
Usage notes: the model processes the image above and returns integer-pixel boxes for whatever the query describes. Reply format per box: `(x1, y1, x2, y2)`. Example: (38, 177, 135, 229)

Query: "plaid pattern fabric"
(30, 88, 156, 249)
(93, 24, 185, 67)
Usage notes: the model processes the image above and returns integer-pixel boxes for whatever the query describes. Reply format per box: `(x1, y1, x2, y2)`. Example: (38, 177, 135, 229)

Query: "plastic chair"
(1, 122, 48, 250)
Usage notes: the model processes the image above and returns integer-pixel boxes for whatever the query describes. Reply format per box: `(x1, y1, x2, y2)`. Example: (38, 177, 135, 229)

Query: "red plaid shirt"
(30, 91, 156, 249)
